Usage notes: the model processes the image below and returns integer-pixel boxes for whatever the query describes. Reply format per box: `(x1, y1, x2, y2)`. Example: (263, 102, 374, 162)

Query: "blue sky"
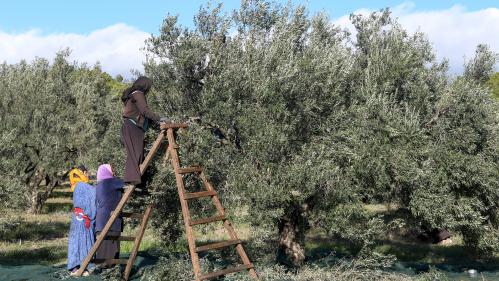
(0, 1, 497, 77)
(1, 0, 497, 34)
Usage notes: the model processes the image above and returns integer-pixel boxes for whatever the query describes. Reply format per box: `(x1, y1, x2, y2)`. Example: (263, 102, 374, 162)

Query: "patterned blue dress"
(67, 182, 96, 271)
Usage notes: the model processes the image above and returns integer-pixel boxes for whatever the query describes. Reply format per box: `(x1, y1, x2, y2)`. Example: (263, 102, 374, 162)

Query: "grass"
(0, 212, 70, 241)
(119, 224, 163, 253)
(0, 239, 67, 265)
(0, 182, 166, 267)
(43, 197, 73, 213)
(1, 185, 498, 280)
(0, 210, 70, 265)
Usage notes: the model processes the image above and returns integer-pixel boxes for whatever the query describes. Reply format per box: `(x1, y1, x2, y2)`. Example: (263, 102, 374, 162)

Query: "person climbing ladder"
(121, 76, 169, 185)
(75, 124, 258, 280)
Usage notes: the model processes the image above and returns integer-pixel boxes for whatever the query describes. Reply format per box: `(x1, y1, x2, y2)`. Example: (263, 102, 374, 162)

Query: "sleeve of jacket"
(115, 179, 125, 190)
(131, 91, 160, 121)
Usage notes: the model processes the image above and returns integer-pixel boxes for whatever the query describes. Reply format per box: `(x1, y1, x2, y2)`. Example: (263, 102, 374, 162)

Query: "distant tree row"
(0, 51, 125, 213)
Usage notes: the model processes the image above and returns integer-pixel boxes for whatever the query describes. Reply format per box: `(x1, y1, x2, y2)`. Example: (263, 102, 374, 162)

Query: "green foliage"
(0, 216, 25, 240)
(411, 78, 499, 254)
(327, 205, 386, 251)
(464, 44, 498, 84)
(145, 0, 356, 265)
(486, 72, 499, 99)
(0, 51, 124, 212)
(144, 0, 499, 263)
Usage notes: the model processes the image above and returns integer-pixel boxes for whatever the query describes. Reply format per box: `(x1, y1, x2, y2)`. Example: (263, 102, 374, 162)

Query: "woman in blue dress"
(67, 167, 96, 276)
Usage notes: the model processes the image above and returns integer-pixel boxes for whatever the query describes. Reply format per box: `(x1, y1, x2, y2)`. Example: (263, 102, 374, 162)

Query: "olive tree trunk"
(277, 203, 310, 267)
(28, 172, 61, 214)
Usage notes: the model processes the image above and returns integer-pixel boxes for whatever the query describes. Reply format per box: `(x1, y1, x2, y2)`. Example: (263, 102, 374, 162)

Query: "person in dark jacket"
(95, 164, 124, 262)
(121, 76, 169, 185)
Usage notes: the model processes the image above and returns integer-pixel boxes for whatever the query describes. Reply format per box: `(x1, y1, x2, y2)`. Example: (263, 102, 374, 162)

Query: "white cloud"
(0, 4, 497, 77)
(0, 23, 149, 78)
(333, 3, 499, 74)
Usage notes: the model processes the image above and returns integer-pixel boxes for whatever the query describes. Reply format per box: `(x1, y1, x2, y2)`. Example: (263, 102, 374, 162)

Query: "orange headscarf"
(69, 168, 89, 192)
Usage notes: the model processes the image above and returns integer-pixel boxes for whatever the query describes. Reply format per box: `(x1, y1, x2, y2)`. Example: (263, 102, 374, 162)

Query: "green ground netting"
(391, 261, 499, 281)
(1, 260, 499, 281)
(0, 255, 151, 281)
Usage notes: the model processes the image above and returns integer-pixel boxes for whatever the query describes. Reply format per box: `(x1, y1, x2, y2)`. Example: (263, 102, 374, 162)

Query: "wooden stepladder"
(75, 123, 257, 281)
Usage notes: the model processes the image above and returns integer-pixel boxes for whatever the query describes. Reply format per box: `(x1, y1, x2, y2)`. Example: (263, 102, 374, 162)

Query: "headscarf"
(121, 76, 153, 103)
(97, 164, 114, 181)
(69, 168, 89, 192)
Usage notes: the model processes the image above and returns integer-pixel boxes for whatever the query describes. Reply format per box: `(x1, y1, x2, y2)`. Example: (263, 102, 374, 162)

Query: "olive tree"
(143, 0, 499, 265)
(144, 1, 372, 266)
(0, 51, 124, 213)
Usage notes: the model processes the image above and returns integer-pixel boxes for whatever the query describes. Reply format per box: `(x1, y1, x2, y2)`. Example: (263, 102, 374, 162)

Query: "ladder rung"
(184, 190, 217, 200)
(200, 264, 254, 280)
(178, 166, 203, 174)
(195, 239, 241, 252)
(92, 258, 128, 265)
(190, 215, 226, 226)
(105, 235, 135, 241)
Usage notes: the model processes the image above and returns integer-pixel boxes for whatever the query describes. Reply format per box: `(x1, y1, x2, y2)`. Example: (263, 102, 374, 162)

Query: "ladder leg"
(161, 126, 258, 280)
(139, 131, 165, 173)
(167, 128, 203, 280)
(223, 220, 258, 278)
(77, 129, 167, 277)
(75, 186, 135, 276)
(200, 172, 258, 279)
(123, 205, 153, 280)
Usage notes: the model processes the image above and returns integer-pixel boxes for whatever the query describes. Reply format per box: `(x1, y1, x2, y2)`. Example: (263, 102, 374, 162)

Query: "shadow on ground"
(42, 201, 73, 213)
(0, 220, 69, 241)
(49, 190, 73, 199)
(306, 235, 499, 276)
(0, 245, 66, 265)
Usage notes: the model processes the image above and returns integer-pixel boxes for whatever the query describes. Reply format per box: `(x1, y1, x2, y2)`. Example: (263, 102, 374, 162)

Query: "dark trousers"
(95, 230, 120, 263)
(121, 120, 145, 184)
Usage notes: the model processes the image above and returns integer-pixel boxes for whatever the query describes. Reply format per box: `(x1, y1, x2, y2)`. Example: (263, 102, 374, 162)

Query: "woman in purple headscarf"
(95, 164, 124, 264)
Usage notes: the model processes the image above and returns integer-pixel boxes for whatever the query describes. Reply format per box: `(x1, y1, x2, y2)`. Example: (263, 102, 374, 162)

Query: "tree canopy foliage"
(0, 51, 124, 213)
(144, 0, 499, 264)
(487, 72, 499, 100)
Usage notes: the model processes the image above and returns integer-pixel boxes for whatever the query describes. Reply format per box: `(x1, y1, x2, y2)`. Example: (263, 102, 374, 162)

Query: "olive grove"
(0, 1, 497, 278)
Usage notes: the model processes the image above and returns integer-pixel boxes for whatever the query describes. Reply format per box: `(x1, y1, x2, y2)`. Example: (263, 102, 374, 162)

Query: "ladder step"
(184, 190, 217, 200)
(195, 239, 241, 252)
(200, 264, 254, 280)
(190, 215, 226, 226)
(92, 258, 128, 265)
(105, 235, 135, 241)
(178, 166, 203, 174)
